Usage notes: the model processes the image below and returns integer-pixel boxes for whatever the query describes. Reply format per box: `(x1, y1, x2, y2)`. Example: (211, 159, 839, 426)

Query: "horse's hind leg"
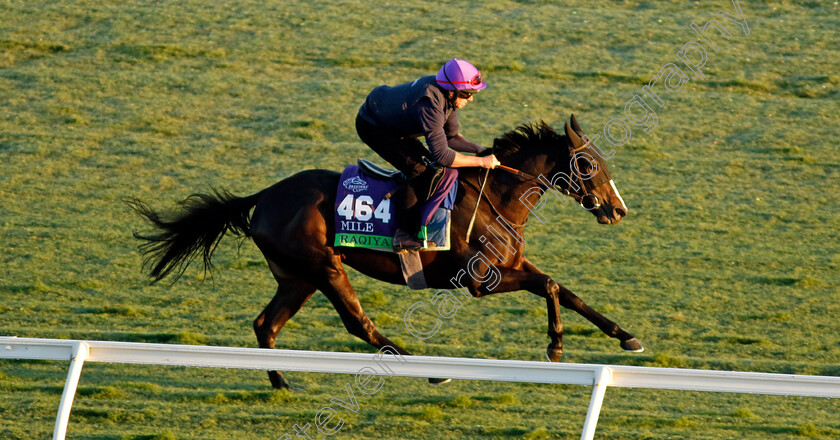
(254, 272, 316, 389)
(315, 255, 410, 356)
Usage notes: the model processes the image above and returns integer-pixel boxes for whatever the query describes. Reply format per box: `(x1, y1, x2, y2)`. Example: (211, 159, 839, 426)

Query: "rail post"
(581, 366, 612, 440)
(53, 341, 89, 440)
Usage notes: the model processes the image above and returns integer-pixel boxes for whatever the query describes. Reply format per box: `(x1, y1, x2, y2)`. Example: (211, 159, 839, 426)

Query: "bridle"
(462, 136, 613, 242)
(494, 140, 611, 212)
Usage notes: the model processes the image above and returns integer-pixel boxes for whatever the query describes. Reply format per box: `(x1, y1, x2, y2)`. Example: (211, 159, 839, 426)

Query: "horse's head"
(493, 115, 628, 225)
(562, 115, 628, 225)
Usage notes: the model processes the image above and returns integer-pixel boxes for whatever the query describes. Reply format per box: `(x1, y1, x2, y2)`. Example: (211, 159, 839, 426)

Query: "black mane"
(492, 121, 565, 160)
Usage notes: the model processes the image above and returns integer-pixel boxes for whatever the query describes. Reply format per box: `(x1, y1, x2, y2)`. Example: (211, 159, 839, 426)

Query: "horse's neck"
(492, 154, 567, 222)
(461, 166, 542, 227)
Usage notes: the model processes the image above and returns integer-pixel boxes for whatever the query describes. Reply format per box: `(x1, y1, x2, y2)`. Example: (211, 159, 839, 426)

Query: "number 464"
(337, 195, 392, 223)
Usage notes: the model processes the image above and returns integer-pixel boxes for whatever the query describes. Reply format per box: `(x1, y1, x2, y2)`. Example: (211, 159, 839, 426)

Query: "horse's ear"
(570, 114, 584, 136)
(564, 122, 584, 150)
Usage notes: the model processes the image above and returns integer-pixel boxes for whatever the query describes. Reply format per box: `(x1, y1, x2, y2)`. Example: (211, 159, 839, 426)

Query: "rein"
(495, 146, 611, 212)
(496, 164, 539, 181)
(464, 167, 491, 243)
(460, 137, 613, 235)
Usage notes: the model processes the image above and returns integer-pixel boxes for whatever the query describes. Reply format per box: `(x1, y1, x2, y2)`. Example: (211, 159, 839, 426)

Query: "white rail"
(2, 337, 839, 440)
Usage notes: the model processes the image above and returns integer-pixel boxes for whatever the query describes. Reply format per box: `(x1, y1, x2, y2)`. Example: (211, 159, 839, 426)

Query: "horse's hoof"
(271, 381, 291, 390)
(429, 377, 452, 385)
(621, 338, 644, 353)
(546, 347, 563, 362)
(269, 371, 293, 390)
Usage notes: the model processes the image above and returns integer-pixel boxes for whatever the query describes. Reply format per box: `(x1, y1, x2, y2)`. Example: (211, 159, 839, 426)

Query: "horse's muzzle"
(597, 205, 626, 224)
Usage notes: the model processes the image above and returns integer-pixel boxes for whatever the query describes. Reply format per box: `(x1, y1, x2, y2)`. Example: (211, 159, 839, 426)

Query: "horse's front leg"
(474, 266, 566, 361)
(519, 256, 643, 357)
(479, 257, 642, 361)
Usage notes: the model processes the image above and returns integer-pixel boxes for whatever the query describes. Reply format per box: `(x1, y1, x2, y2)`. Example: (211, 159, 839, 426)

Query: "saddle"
(358, 159, 404, 182)
(358, 158, 446, 205)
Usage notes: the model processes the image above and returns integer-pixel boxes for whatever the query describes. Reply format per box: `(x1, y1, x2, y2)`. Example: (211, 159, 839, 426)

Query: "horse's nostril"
(615, 207, 627, 218)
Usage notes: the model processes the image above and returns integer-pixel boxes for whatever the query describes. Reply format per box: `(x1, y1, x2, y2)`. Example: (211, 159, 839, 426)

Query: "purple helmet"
(435, 58, 487, 92)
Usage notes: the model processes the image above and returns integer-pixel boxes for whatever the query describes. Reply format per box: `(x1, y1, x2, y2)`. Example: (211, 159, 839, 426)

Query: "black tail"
(126, 189, 262, 283)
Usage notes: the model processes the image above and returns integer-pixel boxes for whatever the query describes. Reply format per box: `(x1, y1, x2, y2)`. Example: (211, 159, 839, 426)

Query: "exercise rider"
(355, 58, 500, 252)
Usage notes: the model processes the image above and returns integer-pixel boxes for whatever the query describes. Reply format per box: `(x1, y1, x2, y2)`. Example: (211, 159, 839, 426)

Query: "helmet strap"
(442, 62, 460, 105)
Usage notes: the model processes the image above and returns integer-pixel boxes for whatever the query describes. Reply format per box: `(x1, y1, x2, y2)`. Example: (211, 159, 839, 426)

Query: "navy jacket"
(358, 76, 460, 166)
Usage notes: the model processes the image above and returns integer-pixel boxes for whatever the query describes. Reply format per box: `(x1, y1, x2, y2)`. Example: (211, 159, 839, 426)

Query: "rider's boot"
(392, 166, 443, 253)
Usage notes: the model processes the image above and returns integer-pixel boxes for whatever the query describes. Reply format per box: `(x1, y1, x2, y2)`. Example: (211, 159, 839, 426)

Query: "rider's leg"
(355, 115, 436, 251)
(356, 115, 427, 181)
(417, 168, 458, 245)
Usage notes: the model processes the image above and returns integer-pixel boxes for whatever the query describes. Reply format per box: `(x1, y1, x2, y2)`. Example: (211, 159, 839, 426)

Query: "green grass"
(2, 0, 839, 439)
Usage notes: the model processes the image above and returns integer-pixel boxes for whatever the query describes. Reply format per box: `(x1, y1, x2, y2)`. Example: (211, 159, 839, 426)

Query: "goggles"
(456, 89, 477, 99)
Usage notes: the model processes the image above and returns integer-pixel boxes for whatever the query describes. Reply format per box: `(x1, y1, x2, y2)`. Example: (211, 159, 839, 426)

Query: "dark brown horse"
(129, 115, 643, 389)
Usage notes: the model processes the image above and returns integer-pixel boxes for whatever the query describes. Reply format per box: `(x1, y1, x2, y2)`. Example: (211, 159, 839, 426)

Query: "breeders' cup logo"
(343, 176, 368, 193)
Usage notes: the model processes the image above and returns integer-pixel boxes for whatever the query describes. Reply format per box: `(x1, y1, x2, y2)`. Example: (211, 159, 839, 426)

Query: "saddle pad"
(333, 165, 398, 251)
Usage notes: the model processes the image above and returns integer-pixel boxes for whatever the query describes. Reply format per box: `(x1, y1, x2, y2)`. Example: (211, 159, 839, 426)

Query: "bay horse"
(129, 115, 643, 389)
